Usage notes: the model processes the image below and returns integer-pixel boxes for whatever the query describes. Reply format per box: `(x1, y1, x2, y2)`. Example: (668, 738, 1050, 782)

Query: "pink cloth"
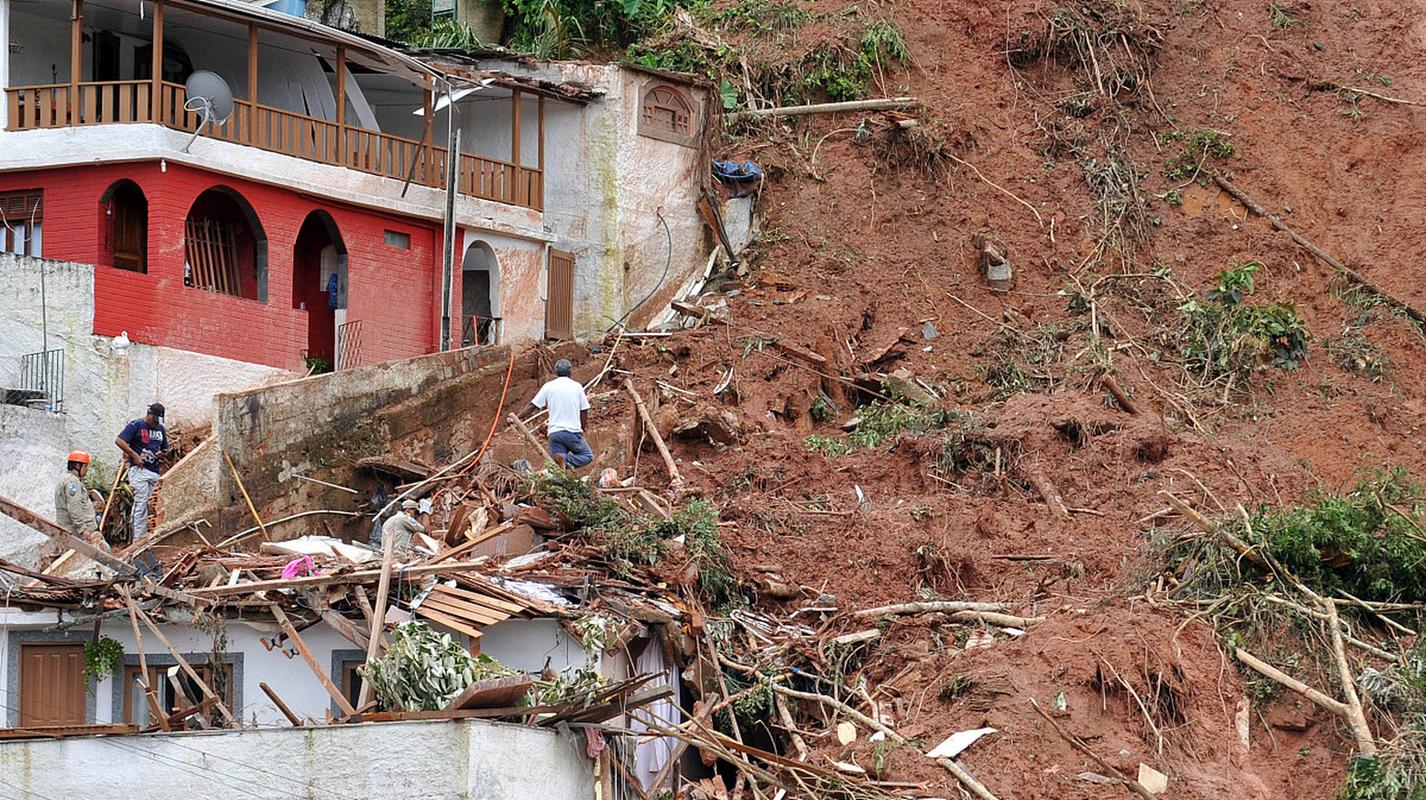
(281, 556, 318, 579)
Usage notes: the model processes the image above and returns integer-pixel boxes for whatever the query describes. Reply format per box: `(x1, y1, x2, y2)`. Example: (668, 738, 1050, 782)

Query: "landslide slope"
(612, 1, 1426, 797)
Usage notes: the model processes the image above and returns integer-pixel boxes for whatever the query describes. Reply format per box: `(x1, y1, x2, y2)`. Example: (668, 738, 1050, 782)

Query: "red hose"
(461, 346, 517, 475)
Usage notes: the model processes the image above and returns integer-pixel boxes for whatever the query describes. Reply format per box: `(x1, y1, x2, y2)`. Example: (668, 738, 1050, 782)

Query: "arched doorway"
(461, 241, 500, 346)
(184, 187, 267, 300)
(292, 211, 348, 370)
(100, 180, 148, 273)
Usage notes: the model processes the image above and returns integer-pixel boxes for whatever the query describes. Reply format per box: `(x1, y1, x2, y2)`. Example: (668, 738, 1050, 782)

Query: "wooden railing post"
(422, 84, 434, 185)
(335, 46, 345, 164)
(70, 0, 83, 125)
(510, 89, 522, 205)
(537, 94, 545, 211)
(247, 23, 258, 145)
(151, 1, 164, 125)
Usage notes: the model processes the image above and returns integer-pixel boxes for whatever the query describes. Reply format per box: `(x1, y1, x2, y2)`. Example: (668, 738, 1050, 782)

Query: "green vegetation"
(804, 400, 957, 456)
(386, 0, 434, 43)
(362, 622, 513, 711)
(1254, 469, 1426, 602)
(532, 472, 738, 607)
(627, 7, 907, 107)
(1268, 2, 1298, 29)
(82, 637, 124, 691)
(413, 18, 491, 49)
(1174, 261, 1309, 384)
(809, 394, 835, 422)
(1161, 468, 1426, 604)
(1164, 128, 1235, 181)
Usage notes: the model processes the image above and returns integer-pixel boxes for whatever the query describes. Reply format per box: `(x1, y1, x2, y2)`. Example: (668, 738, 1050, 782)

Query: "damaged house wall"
(472, 61, 715, 337)
(0, 715, 594, 800)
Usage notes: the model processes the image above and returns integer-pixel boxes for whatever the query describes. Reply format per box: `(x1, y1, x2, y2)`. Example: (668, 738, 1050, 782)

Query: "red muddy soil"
(566, 0, 1426, 796)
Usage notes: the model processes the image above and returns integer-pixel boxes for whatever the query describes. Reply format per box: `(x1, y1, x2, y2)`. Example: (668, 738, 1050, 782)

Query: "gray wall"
(0, 716, 596, 799)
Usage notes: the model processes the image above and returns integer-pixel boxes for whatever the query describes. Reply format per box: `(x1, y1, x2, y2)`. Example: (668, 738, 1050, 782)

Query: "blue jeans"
(548, 430, 594, 468)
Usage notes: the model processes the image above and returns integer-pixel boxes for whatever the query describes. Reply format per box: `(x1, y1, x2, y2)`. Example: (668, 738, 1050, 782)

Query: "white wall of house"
(0, 716, 595, 800)
(0, 609, 589, 729)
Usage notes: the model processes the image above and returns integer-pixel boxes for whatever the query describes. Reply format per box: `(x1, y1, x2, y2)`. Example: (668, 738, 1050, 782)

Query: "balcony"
(3, 0, 545, 212)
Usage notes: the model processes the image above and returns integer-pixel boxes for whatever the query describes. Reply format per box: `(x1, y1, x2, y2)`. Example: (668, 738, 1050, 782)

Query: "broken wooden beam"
(181, 559, 490, 597)
(260, 682, 303, 727)
(729, 96, 920, 120)
(224, 451, 268, 541)
(0, 495, 135, 576)
(128, 598, 235, 725)
(770, 339, 828, 368)
(356, 528, 397, 712)
(623, 378, 684, 487)
(272, 604, 358, 718)
(506, 413, 556, 467)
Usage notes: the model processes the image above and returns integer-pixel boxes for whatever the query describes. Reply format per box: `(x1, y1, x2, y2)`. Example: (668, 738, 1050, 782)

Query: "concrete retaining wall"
(0, 406, 65, 567)
(0, 715, 594, 800)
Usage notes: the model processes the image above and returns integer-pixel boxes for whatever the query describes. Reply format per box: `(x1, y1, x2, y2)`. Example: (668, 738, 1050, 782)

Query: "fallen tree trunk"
(854, 600, 1010, 618)
(730, 97, 920, 120)
(1214, 176, 1425, 325)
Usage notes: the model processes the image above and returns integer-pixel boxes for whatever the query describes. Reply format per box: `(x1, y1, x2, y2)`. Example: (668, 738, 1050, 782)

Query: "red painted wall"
(0, 162, 445, 369)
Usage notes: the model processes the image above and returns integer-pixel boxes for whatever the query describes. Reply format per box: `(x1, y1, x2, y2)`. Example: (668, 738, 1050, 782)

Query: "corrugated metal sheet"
(546, 250, 575, 340)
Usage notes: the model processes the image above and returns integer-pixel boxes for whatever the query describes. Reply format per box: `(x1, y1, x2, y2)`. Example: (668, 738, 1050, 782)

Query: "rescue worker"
(381, 499, 426, 556)
(519, 359, 594, 469)
(115, 403, 169, 540)
(55, 450, 100, 544)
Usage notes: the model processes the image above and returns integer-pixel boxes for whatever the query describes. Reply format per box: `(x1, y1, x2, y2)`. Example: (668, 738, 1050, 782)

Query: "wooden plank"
(355, 525, 397, 710)
(0, 724, 139, 740)
(418, 592, 507, 626)
(120, 585, 169, 733)
(184, 559, 490, 596)
(271, 605, 357, 717)
(261, 681, 304, 727)
(445, 674, 532, 711)
(129, 599, 235, 724)
(351, 588, 390, 649)
(411, 604, 486, 641)
(433, 582, 526, 615)
(0, 495, 135, 576)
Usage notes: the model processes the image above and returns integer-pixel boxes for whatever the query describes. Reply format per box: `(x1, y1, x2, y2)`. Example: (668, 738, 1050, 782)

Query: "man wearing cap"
(115, 403, 169, 540)
(520, 359, 594, 469)
(55, 450, 100, 544)
(382, 499, 426, 557)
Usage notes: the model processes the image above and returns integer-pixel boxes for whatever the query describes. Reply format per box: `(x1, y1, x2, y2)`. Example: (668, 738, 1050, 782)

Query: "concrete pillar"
(457, 0, 504, 43)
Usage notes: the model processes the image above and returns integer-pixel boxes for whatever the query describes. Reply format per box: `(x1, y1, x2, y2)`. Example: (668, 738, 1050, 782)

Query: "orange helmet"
(67, 450, 91, 465)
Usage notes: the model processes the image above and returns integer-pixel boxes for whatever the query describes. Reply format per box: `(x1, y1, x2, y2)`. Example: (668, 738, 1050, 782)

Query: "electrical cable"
(604, 209, 673, 333)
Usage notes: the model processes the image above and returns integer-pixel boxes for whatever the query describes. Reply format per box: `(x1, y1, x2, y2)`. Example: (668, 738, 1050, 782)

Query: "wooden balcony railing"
(5, 81, 543, 212)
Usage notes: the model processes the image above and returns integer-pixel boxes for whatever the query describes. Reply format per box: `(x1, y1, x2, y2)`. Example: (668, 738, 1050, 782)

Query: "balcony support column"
(335, 47, 345, 163)
(70, 0, 83, 124)
(151, 1, 164, 124)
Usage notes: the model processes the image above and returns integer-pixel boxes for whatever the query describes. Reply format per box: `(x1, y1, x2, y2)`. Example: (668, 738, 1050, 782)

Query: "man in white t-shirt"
(521, 359, 594, 468)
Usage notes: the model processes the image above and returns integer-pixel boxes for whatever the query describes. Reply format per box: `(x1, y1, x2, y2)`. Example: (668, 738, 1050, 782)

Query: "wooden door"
(19, 644, 86, 727)
(545, 249, 575, 341)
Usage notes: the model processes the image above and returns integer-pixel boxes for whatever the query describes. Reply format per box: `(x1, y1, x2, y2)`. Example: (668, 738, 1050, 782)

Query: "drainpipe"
(439, 84, 459, 351)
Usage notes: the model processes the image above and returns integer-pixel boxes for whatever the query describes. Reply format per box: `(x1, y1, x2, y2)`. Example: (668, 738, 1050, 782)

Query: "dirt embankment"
(573, 0, 1426, 797)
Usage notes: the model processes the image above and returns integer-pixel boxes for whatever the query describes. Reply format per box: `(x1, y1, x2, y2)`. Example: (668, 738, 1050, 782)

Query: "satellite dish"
(180, 70, 236, 153)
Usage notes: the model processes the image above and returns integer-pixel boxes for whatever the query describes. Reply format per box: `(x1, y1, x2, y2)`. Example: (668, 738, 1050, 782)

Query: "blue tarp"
(712, 160, 763, 196)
